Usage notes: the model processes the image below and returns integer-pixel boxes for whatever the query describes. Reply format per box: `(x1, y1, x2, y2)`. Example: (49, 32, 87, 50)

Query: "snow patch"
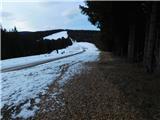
(43, 31, 68, 40)
(16, 106, 39, 119)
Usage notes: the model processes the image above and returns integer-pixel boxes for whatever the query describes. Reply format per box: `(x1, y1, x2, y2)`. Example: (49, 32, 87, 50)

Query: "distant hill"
(18, 29, 100, 40)
(18, 29, 65, 40)
(2, 29, 101, 60)
(18, 29, 102, 49)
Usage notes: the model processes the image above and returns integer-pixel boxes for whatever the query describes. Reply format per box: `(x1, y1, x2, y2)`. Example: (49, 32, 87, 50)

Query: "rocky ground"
(33, 52, 160, 120)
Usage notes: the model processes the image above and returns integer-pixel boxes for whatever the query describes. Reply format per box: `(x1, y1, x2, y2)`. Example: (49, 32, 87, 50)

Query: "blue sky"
(1, 0, 98, 31)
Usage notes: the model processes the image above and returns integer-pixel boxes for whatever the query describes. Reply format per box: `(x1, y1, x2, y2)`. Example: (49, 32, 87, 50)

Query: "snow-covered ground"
(1, 42, 100, 119)
(43, 31, 68, 40)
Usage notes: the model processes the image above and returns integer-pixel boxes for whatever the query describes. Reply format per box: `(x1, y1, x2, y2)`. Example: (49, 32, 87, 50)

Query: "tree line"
(1, 27, 72, 60)
(80, 1, 160, 73)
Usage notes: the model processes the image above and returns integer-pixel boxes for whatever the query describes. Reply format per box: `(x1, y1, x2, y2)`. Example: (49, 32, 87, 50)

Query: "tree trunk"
(143, 3, 157, 73)
(154, 30, 160, 72)
(128, 23, 135, 62)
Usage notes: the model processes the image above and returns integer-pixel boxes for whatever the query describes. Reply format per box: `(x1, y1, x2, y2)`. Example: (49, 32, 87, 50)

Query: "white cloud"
(7, 19, 34, 31)
(1, 11, 14, 21)
(17, 20, 34, 31)
(62, 8, 79, 18)
(61, 6, 81, 25)
(1, 11, 12, 18)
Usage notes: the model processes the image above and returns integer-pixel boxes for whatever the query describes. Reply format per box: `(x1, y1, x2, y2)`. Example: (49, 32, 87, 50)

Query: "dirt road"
(34, 52, 160, 120)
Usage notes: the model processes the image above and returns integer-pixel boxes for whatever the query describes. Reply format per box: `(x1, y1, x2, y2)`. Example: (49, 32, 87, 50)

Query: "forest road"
(1, 49, 85, 73)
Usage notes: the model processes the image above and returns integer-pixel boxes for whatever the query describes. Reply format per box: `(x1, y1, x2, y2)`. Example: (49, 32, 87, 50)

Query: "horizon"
(18, 28, 100, 32)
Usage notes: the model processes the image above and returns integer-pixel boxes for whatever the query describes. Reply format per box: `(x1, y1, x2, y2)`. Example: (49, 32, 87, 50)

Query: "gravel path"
(34, 52, 160, 120)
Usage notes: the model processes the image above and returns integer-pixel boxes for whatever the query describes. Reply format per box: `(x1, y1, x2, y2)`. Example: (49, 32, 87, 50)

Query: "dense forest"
(1, 27, 72, 60)
(80, 1, 160, 73)
(1, 27, 101, 60)
(67, 30, 101, 48)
